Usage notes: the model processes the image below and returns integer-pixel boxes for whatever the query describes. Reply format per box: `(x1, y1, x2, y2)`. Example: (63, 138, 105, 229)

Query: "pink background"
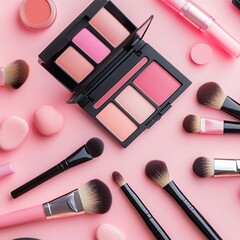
(0, 0, 240, 239)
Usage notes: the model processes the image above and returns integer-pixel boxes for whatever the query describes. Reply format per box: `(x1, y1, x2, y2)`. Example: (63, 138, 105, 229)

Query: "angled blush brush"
(112, 171, 170, 240)
(145, 160, 222, 240)
(183, 114, 240, 134)
(11, 137, 104, 198)
(0, 179, 112, 229)
(197, 82, 240, 120)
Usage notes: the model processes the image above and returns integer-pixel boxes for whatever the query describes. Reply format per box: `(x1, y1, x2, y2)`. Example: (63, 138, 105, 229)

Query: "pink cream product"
(39, 0, 191, 147)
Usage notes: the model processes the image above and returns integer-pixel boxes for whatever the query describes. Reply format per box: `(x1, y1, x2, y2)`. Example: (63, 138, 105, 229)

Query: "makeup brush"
(193, 157, 240, 178)
(13, 238, 40, 240)
(0, 179, 112, 229)
(11, 137, 104, 198)
(197, 82, 240, 120)
(232, 0, 240, 10)
(0, 60, 29, 89)
(183, 114, 240, 134)
(112, 171, 170, 240)
(145, 160, 222, 240)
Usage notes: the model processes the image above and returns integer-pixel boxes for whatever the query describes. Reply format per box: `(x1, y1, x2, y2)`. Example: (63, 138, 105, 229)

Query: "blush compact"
(39, 0, 191, 147)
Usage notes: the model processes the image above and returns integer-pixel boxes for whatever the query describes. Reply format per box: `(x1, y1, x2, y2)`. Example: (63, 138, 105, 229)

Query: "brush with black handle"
(11, 137, 104, 198)
(145, 160, 222, 240)
(197, 82, 240, 120)
(112, 171, 171, 240)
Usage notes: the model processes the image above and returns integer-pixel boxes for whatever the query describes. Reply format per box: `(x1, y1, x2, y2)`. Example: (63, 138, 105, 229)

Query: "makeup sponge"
(190, 43, 212, 65)
(96, 224, 125, 240)
(0, 116, 29, 151)
(33, 105, 64, 136)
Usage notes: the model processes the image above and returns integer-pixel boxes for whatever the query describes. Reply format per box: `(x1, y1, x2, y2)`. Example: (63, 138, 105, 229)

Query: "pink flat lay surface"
(0, 0, 240, 239)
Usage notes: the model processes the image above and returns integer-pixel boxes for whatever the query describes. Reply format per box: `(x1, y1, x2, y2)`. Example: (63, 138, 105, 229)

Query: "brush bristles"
(183, 114, 200, 133)
(4, 60, 29, 89)
(112, 171, 125, 187)
(197, 82, 226, 109)
(78, 179, 112, 214)
(193, 157, 214, 178)
(86, 138, 104, 158)
(145, 160, 171, 188)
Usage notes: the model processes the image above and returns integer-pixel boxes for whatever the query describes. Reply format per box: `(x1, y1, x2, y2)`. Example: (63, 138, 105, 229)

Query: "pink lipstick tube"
(160, 0, 240, 58)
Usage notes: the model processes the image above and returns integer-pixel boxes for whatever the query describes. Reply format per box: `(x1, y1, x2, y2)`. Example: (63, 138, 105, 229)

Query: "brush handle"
(0, 205, 45, 229)
(224, 121, 240, 133)
(164, 181, 222, 240)
(122, 184, 171, 240)
(11, 163, 66, 198)
(221, 96, 240, 120)
(11, 146, 93, 199)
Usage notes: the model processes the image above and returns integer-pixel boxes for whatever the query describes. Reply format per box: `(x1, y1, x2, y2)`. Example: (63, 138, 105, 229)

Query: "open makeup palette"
(39, 0, 191, 147)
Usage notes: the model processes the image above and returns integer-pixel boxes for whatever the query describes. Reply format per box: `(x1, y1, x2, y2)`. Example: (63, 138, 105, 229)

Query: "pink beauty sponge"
(0, 116, 29, 151)
(33, 105, 64, 136)
(96, 223, 126, 240)
(190, 43, 213, 65)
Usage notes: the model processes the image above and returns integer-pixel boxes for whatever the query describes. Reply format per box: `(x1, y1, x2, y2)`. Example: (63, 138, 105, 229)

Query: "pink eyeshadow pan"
(89, 8, 130, 47)
(72, 28, 110, 63)
(134, 61, 181, 105)
(96, 102, 137, 141)
(55, 46, 94, 82)
(116, 86, 156, 123)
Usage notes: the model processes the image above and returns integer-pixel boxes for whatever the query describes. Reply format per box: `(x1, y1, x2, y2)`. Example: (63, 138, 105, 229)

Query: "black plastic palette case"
(39, 0, 191, 147)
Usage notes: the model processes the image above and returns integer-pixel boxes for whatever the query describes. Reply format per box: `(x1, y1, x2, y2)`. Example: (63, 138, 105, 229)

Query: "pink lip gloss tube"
(160, 0, 240, 58)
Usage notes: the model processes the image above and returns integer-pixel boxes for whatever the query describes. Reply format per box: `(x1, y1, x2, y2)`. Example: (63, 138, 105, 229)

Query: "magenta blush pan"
(73, 28, 111, 64)
(39, 0, 191, 147)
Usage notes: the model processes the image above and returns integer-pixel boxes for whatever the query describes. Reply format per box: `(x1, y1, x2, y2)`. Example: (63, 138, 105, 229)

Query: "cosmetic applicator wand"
(183, 114, 240, 134)
(193, 157, 240, 178)
(197, 82, 240, 120)
(145, 160, 222, 240)
(0, 179, 112, 229)
(112, 171, 171, 240)
(0, 60, 29, 89)
(11, 137, 104, 199)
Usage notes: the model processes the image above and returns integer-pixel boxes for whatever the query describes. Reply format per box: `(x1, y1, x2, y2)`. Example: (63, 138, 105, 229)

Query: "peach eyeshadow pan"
(55, 46, 94, 83)
(115, 85, 156, 124)
(89, 7, 130, 47)
(96, 103, 137, 141)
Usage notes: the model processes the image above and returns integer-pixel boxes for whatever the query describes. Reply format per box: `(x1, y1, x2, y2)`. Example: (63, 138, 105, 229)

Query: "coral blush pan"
(20, 0, 57, 30)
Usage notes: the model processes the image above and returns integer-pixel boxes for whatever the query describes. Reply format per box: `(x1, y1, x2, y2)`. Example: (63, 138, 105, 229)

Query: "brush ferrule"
(43, 189, 84, 219)
(200, 118, 223, 134)
(214, 159, 240, 176)
(0, 67, 5, 86)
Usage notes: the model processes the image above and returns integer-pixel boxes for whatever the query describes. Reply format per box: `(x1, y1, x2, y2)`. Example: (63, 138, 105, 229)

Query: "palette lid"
(69, 15, 154, 105)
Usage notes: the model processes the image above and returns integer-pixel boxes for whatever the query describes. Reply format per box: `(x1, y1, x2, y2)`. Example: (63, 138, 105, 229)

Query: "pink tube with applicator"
(160, 0, 240, 58)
